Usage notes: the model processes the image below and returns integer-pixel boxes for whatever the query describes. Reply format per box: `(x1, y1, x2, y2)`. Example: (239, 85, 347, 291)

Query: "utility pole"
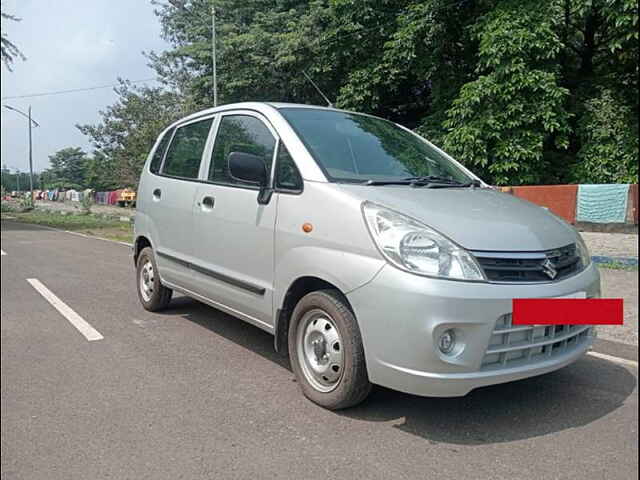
(28, 106, 34, 205)
(168, 0, 218, 106)
(212, 3, 217, 107)
(3, 104, 39, 206)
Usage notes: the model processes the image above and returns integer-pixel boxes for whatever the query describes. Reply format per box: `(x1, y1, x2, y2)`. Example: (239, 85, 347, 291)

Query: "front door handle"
(201, 196, 215, 210)
(152, 188, 162, 200)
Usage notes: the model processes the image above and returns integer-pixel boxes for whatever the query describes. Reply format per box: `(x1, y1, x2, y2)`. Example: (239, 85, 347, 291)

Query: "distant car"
(133, 102, 600, 409)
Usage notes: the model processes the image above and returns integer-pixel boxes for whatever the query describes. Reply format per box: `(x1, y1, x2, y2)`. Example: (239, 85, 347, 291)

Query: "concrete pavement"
(582, 232, 638, 259)
(1, 220, 638, 480)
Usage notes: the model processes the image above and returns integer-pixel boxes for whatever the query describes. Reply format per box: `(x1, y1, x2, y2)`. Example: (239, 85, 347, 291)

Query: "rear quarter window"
(149, 128, 174, 174)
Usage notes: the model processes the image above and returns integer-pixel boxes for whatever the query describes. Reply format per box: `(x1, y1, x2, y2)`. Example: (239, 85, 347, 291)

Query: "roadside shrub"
(0, 201, 18, 213)
(80, 194, 93, 215)
(18, 195, 34, 211)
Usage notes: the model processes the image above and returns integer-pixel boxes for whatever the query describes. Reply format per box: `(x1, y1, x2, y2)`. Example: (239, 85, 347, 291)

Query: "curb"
(592, 255, 638, 267)
(1, 218, 133, 248)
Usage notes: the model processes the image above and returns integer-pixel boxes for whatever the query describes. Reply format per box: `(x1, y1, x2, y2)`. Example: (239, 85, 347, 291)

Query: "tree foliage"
(443, 0, 571, 185)
(1, 10, 26, 71)
(574, 88, 638, 183)
(77, 80, 186, 187)
(1, 165, 40, 192)
(77, 0, 638, 187)
(45, 147, 89, 189)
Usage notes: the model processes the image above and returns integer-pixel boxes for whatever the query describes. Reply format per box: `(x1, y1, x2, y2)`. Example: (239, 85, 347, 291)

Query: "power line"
(1, 77, 159, 100)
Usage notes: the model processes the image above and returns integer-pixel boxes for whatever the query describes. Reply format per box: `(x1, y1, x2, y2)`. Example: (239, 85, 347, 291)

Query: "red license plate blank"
(512, 298, 623, 325)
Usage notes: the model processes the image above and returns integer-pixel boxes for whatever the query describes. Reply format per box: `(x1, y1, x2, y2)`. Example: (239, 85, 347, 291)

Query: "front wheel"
(136, 247, 172, 311)
(288, 289, 372, 410)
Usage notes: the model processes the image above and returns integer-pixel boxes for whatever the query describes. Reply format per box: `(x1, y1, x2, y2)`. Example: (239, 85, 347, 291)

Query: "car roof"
(165, 101, 352, 132)
(265, 102, 335, 110)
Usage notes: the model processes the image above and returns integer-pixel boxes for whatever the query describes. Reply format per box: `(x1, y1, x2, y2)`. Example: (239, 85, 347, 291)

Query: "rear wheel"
(136, 247, 172, 311)
(288, 289, 371, 410)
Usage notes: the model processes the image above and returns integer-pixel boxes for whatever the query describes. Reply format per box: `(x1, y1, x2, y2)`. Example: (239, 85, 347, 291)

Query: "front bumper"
(346, 263, 601, 397)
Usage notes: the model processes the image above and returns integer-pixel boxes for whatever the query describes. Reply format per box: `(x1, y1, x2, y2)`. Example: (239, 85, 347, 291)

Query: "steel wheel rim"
(296, 309, 344, 393)
(139, 259, 154, 302)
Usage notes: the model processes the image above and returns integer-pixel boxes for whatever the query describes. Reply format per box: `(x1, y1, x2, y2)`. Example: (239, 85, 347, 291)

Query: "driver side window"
(208, 114, 276, 186)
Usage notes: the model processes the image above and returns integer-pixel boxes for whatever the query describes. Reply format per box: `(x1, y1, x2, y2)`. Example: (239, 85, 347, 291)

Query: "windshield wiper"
(364, 179, 414, 186)
(364, 176, 482, 188)
(404, 175, 479, 185)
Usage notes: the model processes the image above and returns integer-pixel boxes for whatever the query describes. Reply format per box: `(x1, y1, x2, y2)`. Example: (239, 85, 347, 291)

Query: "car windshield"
(279, 108, 473, 184)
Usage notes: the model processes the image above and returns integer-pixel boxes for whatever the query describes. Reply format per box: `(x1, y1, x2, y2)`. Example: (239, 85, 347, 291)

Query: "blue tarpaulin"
(577, 184, 629, 223)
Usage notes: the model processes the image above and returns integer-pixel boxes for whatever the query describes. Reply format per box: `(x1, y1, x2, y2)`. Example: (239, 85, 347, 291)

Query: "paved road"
(599, 268, 639, 346)
(1, 220, 637, 480)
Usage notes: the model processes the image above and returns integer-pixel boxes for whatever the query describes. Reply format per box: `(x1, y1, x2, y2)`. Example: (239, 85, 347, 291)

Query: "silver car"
(134, 102, 600, 409)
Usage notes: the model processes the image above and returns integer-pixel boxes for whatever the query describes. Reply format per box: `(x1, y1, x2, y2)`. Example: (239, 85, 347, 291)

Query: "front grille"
(481, 314, 592, 371)
(474, 243, 581, 283)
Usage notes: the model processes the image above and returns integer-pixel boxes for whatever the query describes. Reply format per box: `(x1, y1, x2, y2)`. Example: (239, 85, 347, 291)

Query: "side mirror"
(228, 151, 267, 186)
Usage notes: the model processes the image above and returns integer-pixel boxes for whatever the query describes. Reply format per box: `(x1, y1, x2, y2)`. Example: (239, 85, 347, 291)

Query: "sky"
(0, 0, 169, 172)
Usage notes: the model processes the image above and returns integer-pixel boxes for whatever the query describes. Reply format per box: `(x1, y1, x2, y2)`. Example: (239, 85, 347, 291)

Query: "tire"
(288, 289, 372, 410)
(136, 247, 172, 311)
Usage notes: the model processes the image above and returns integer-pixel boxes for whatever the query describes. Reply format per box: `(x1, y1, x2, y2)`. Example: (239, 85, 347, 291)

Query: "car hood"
(337, 185, 577, 251)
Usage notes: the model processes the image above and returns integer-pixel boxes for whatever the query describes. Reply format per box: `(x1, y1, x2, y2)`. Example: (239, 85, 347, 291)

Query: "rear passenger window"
(162, 118, 213, 179)
(275, 142, 303, 191)
(209, 115, 276, 185)
(149, 128, 174, 174)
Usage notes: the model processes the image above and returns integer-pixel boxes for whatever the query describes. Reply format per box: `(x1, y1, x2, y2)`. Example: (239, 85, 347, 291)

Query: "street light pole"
(28, 106, 34, 204)
(3, 104, 39, 206)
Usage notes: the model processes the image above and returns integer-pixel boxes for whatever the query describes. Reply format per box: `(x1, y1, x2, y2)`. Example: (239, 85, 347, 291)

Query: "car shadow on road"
(161, 295, 291, 370)
(162, 296, 637, 446)
(341, 356, 636, 445)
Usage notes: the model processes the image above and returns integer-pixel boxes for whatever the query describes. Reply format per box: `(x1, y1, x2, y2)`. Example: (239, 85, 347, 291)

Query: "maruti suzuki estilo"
(134, 102, 599, 409)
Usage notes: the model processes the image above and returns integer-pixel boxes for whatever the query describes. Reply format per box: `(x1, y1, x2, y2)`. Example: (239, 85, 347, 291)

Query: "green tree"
(444, 0, 638, 185)
(443, 0, 571, 185)
(77, 79, 185, 187)
(83, 151, 120, 191)
(126, 0, 640, 185)
(573, 88, 639, 183)
(46, 147, 88, 189)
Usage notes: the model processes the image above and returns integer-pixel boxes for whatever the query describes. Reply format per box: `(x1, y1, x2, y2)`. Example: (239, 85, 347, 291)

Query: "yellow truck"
(118, 189, 137, 207)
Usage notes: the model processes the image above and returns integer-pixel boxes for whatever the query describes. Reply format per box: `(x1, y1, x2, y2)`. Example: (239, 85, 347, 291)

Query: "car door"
(191, 111, 279, 329)
(147, 116, 214, 290)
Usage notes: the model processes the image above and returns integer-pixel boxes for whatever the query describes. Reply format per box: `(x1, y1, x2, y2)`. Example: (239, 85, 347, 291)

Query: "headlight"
(362, 202, 486, 281)
(575, 233, 592, 268)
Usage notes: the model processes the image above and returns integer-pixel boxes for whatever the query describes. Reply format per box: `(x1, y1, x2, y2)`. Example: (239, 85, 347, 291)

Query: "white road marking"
(63, 230, 132, 247)
(2, 220, 132, 248)
(588, 351, 638, 368)
(27, 278, 104, 341)
(1, 249, 6, 256)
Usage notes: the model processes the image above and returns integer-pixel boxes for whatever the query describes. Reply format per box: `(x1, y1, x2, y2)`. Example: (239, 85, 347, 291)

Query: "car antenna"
(303, 71, 334, 108)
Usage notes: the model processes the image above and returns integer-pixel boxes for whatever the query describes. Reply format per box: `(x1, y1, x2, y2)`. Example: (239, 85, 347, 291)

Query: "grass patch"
(2, 209, 133, 243)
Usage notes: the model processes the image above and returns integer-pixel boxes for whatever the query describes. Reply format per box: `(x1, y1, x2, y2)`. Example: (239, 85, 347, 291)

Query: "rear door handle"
(152, 188, 162, 200)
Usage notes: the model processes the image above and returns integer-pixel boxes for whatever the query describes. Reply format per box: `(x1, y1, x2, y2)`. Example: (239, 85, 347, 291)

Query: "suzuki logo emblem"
(542, 257, 558, 279)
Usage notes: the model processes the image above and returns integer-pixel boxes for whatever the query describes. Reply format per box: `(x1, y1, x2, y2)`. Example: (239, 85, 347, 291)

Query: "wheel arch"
(133, 235, 153, 265)
(274, 276, 354, 356)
